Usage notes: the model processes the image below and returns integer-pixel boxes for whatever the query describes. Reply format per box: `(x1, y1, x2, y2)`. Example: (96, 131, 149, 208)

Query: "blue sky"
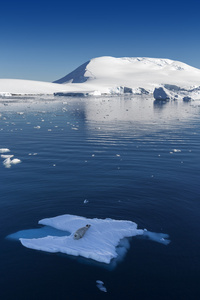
(1, 0, 200, 82)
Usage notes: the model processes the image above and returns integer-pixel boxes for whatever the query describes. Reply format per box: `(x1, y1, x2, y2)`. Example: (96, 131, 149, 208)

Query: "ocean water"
(0, 95, 200, 299)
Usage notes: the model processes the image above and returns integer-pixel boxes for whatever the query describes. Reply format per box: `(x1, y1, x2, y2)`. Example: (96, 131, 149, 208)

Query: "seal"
(73, 224, 91, 240)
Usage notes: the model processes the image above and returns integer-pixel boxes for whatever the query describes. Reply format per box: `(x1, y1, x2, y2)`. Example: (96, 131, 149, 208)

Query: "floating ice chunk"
(3, 157, 12, 168)
(1, 154, 14, 159)
(0, 148, 10, 153)
(2, 157, 21, 168)
(34, 126, 41, 129)
(17, 214, 144, 264)
(153, 87, 170, 100)
(96, 280, 107, 292)
(83, 199, 89, 204)
(96, 280, 104, 284)
(173, 149, 181, 153)
(89, 90, 101, 96)
(10, 214, 170, 264)
(97, 285, 107, 292)
(11, 158, 21, 165)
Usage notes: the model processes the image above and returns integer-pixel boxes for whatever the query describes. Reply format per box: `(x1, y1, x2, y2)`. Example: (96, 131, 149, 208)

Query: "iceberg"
(8, 214, 170, 264)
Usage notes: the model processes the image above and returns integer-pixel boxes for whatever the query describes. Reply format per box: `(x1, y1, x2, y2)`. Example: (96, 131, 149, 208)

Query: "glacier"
(8, 214, 170, 264)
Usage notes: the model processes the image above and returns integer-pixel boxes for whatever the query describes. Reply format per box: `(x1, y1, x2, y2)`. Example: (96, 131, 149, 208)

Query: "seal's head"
(86, 224, 91, 228)
(73, 233, 80, 240)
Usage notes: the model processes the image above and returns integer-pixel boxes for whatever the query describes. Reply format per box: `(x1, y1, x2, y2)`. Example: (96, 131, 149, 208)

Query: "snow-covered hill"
(55, 56, 200, 99)
(0, 78, 90, 97)
(0, 56, 200, 99)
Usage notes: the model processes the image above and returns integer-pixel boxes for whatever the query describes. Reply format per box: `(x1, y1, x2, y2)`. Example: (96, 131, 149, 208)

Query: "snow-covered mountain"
(55, 56, 200, 88)
(0, 56, 200, 99)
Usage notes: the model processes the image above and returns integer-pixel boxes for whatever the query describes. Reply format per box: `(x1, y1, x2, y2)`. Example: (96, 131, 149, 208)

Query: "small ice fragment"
(33, 153, 38, 156)
(92, 154, 95, 157)
(3, 158, 12, 168)
(96, 280, 104, 284)
(0, 148, 10, 153)
(84, 199, 89, 204)
(34, 126, 41, 129)
(173, 149, 181, 153)
(97, 285, 107, 292)
(17, 112, 24, 115)
(53, 164, 56, 167)
(96, 280, 107, 293)
(48, 129, 52, 131)
(11, 158, 21, 165)
(116, 154, 120, 157)
(1, 155, 14, 159)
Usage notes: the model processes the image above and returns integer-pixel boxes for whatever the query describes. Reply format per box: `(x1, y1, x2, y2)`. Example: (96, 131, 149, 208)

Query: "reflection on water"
(1, 95, 200, 124)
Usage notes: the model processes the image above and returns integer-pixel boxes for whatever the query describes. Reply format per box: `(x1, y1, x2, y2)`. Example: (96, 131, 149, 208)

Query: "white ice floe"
(9, 214, 170, 264)
(0, 148, 10, 153)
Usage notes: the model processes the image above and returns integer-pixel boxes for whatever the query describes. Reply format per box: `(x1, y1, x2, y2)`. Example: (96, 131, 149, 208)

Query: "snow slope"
(0, 79, 90, 96)
(0, 56, 200, 98)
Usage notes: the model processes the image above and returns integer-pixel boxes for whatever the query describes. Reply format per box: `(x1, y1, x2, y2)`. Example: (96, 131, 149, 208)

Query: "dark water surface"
(0, 96, 200, 299)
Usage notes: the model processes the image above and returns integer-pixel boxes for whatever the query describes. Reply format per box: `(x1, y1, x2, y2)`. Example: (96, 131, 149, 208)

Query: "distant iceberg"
(8, 214, 170, 264)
